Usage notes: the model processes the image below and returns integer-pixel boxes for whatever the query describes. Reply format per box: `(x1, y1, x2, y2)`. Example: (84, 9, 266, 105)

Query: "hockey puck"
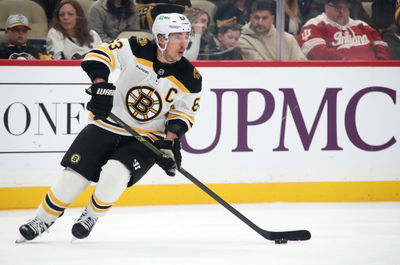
(274, 239, 288, 244)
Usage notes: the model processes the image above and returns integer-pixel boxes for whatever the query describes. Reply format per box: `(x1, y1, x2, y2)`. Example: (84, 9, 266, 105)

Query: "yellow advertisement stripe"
(1, 181, 399, 210)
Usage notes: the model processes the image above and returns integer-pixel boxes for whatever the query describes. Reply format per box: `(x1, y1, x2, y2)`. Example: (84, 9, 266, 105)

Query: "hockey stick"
(109, 112, 311, 243)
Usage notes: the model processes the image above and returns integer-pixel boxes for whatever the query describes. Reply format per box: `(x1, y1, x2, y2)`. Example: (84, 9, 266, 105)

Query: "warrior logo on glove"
(85, 82, 116, 121)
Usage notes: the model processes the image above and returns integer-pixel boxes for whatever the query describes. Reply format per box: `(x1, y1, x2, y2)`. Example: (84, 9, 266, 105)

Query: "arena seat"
(191, 0, 217, 32)
(361, 1, 373, 17)
(117, 30, 154, 40)
(191, 0, 217, 18)
(0, 30, 7, 44)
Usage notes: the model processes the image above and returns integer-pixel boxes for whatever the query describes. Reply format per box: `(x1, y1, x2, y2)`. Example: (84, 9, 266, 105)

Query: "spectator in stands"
(237, 0, 306, 60)
(284, 0, 303, 35)
(184, 7, 218, 60)
(209, 21, 242, 60)
(350, 0, 373, 26)
(214, 0, 251, 29)
(214, 0, 302, 36)
(0, 14, 50, 59)
(136, 0, 191, 30)
(33, 0, 62, 24)
(87, 0, 140, 42)
(299, 0, 324, 23)
(381, 3, 400, 59)
(299, 0, 372, 25)
(298, 0, 392, 60)
(371, 0, 397, 31)
(47, 0, 102, 59)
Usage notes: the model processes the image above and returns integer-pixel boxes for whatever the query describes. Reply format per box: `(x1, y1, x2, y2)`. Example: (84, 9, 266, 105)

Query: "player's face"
(218, 29, 240, 50)
(5, 26, 29, 46)
(58, 4, 77, 34)
(162, 32, 190, 63)
(325, 0, 350, 26)
(250, 10, 274, 34)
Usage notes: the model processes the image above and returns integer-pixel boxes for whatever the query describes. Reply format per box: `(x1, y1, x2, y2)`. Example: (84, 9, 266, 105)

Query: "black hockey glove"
(85, 82, 116, 121)
(154, 139, 182, 177)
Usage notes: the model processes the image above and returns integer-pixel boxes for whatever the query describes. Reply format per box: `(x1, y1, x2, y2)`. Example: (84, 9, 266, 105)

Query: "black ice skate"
(16, 217, 53, 243)
(71, 209, 98, 239)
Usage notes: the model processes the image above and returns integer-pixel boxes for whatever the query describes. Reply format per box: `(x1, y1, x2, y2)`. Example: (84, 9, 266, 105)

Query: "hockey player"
(16, 13, 202, 243)
(298, 0, 392, 60)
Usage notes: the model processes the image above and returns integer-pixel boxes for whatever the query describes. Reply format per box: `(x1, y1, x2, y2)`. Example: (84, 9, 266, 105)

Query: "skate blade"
(15, 234, 27, 244)
(70, 236, 78, 243)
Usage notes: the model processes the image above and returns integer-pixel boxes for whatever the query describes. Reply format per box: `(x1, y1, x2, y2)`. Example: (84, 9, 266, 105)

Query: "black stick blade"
(262, 230, 311, 241)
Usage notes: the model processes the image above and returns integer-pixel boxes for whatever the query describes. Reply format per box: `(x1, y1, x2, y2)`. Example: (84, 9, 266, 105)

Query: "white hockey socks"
(86, 160, 130, 218)
(37, 168, 91, 225)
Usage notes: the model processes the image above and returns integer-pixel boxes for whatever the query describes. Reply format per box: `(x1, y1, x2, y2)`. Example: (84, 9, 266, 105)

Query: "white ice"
(1, 202, 399, 265)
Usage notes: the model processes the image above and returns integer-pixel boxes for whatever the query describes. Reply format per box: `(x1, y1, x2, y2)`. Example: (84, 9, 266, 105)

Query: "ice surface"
(1, 202, 399, 265)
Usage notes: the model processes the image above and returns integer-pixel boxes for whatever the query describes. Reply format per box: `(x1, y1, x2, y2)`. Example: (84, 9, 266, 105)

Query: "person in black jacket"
(299, 0, 372, 26)
(214, 0, 251, 30)
(136, 0, 191, 29)
(381, 3, 400, 59)
(371, 0, 397, 30)
(209, 21, 242, 60)
(0, 14, 49, 59)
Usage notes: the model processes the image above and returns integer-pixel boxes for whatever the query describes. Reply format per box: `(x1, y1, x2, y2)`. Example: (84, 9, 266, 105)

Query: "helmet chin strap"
(156, 35, 168, 58)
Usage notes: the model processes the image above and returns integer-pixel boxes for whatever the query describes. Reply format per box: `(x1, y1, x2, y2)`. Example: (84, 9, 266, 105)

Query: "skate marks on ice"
(1, 202, 400, 265)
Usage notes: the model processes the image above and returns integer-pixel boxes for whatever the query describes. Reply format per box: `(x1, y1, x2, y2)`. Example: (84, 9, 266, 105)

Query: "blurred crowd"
(0, 0, 399, 60)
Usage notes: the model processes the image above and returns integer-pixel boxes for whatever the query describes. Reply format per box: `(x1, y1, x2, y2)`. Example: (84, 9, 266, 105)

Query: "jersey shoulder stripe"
(173, 57, 202, 94)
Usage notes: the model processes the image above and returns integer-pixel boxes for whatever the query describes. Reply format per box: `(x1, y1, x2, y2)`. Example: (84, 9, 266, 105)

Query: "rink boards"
(0, 60, 399, 209)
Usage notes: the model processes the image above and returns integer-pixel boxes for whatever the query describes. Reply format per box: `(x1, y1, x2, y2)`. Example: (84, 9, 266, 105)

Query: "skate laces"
(26, 217, 49, 237)
(75, 210, 97, 229)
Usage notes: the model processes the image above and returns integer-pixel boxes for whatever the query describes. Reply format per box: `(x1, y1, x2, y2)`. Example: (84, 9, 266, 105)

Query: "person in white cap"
(0, 14, 49, 59)
(16, 13, 202, 243)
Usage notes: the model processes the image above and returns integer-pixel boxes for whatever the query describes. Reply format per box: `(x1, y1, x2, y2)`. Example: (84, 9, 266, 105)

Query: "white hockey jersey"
(81, 37, 202, 140)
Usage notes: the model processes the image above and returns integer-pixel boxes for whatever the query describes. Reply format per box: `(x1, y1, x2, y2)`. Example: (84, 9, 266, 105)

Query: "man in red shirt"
(298, 0, 392, 60)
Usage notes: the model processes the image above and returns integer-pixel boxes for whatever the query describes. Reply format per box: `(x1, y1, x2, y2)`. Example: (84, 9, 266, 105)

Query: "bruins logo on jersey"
(136, 37, 148, 46)
(126, 86, 162, 122)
